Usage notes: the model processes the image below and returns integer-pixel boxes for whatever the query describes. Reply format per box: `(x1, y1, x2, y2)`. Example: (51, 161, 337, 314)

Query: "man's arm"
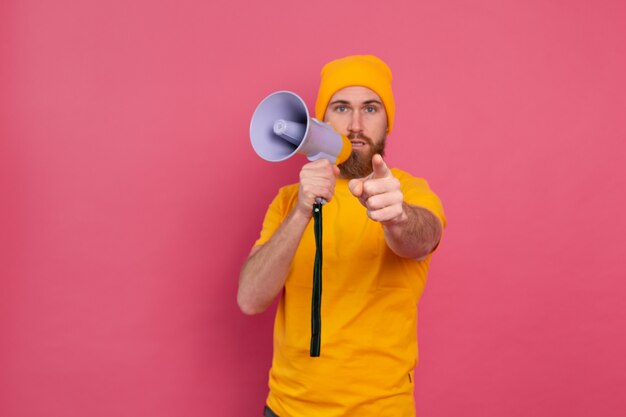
(380, 203, 443, 260)
(237, 160, 339, 315)
(348, 154, 442, 260)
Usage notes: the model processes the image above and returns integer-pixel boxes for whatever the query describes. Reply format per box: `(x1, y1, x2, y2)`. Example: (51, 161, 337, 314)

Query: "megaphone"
(250, 91, 350, 358)
(250, 91, 352, 164)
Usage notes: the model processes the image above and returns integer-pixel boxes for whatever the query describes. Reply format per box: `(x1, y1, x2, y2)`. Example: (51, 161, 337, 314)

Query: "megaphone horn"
(250, 91, 352, 164)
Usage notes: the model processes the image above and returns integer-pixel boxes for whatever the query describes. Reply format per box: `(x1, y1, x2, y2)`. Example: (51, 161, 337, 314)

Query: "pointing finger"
(371, 154, 391, 179)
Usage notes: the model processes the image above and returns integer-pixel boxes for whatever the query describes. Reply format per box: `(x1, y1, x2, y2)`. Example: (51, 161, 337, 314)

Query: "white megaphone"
(250, 91, 352, 164)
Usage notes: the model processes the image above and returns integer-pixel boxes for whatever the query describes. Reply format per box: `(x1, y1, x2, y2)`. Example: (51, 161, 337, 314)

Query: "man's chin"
(339, 136, 386, 179)
(338, 153, 374, 179)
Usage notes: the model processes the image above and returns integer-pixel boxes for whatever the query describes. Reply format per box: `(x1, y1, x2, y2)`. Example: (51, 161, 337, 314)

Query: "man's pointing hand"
(348, 154, 407, 224)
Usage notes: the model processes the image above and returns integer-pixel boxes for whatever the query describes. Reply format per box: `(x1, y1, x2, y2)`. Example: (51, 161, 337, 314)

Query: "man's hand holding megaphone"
(295, 159, 340, 220)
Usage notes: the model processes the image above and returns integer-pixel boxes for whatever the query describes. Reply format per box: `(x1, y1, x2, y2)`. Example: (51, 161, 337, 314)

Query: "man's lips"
(349, 135, 371, 148)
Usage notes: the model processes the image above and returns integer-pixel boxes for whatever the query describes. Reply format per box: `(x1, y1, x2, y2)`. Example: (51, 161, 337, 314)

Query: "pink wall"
(1, 0, 625, 416)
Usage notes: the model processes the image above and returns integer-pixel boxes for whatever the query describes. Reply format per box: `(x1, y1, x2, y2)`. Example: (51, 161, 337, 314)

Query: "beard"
(338, 133, 387, 179)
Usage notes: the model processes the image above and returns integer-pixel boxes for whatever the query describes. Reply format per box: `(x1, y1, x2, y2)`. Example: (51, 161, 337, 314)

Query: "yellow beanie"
(315, 55, 395, 134)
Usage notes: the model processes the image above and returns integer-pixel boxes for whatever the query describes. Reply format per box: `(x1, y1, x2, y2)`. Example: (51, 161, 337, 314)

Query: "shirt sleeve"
(392, 168, 447, 229)
(253, 184, 299, 247)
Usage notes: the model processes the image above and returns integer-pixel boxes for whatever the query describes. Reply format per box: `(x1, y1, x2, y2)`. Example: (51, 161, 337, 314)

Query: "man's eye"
(336, 105, 347, 112)
(365, 106, 376, 113)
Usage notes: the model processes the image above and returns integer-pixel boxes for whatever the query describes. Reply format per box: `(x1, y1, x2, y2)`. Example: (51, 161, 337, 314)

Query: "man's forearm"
(383, 203, 442, 260)
(237, 209, 311, 315)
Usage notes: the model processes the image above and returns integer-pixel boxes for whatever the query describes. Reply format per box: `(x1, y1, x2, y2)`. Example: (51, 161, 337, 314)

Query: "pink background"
(1, 0, 625, 416)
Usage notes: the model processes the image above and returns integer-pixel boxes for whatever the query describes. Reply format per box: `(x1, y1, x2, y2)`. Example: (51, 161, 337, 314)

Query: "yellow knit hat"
(315, 55, 395, 134)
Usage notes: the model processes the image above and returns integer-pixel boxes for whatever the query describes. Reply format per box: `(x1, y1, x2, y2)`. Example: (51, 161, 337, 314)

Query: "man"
(239, 55, 446, 417)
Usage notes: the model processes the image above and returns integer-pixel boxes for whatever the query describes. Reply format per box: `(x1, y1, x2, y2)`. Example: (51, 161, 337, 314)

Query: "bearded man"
(238, 55, 446, 417)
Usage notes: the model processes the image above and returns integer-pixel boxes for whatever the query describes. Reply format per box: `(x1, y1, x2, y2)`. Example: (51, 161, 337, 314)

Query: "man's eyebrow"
(328, 99, 383, 105)
(328, 99, 351, 105)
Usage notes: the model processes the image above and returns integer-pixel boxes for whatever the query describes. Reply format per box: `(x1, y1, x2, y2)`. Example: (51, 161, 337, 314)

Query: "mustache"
(347, 133, 373, 145)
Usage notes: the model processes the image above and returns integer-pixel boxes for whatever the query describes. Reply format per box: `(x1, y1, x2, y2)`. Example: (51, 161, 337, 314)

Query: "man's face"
(323, 86, 388, 179)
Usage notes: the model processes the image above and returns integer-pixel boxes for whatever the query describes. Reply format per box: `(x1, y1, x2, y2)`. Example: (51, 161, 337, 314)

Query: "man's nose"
(348, 112, 363, 133)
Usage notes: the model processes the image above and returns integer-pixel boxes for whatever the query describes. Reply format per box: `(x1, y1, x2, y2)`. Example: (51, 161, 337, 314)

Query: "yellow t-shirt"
(255, 168, 446, 417)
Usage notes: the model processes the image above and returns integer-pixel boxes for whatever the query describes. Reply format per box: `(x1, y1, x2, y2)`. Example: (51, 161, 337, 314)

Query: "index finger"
(371, 154, 391, 179)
